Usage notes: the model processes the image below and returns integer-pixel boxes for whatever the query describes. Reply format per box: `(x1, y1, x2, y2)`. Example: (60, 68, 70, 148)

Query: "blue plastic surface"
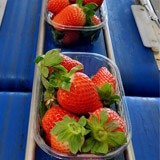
(0, 0, 42, 91)
(106, 0, 159, 97)
(0, 92, 31, 160)
(126, 96, 160, 160)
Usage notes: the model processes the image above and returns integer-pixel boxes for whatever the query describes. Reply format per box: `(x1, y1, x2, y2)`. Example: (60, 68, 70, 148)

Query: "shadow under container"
(34, 52, 132, 159)
(45, 3, 107, 46)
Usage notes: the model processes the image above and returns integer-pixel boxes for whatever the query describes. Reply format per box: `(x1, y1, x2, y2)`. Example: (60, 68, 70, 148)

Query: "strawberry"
(91, 15, 101, 25)
(83, 0, 104, 8)
(48, 52, 83, 74)
(42, 105, 79, 144)
(52, 0, 97, 30)
(92, 67, 116, 91)
(57, 72, 103, 114)
(60, 54, 83, 72)
(35, 49, 84, 102)
(47, 0, 70, 14)
(82, 108, 127, 154)
(50, 135, 71, 154)
(52, 4, 86, 30)
(90, 108, 126, 132)
(92, 67, 120, 106)
(59, 30, 80, 45)
(50, 115, 89, 154)
(85, 14, 101, 26)
(35, 49, 83, 75)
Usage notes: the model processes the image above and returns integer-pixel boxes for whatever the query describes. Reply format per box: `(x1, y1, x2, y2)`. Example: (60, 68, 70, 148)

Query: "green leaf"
(50, 124, 67, 136)
(67, 65, 83, 76)
(104, 121, 119, 132)
(107, 132, 127, 147)
(43, 90, 55, 102)
(43, 50, 63, 66)
(81, 128, 90, 136)
(58, 130, 72, 142)
(105, 94, 120, 106)
(78, 116, 87, 127)
(84, 3, 97, 10)
(88, 114, 100, 127)
(99, 110, 108, 126)
(91, 141, 101, 153)
(97, 83, 121, 106)
(40, 66, 49, 78)
(94, 142, 108, 154)
(99, 83, 112, 99)
(85, 16, 94, 26)
(69, 135, 82, 154)
(61, 81, 71, 91)
(34, 55, 44, 64)
(76, 0, 83, 6)
(39, 102, 47, 119)
(41, 76, 51, 89)
(82, 137, 95, 153)
(53, 64, 68, 73)
(109, 94, 120, 102)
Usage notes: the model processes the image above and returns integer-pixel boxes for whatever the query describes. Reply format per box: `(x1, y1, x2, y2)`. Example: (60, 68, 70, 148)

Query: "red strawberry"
(91, 15, 101, 25)
(48, 53, 83, 73)
(42, 105, 79, 143)
(92, 67, 120, 106)
(60, 54, 83, 72)
(50, 135, 71, 154)
(83, 0, 104, 8)
(92, 67, 116, 91)
(47, 0, 70, 14)
(60, 30, 80, 45)
(57, 72, 103, 114)
(82, 108, 127, 154)
(90, 108, 125, 132)
(50, 115, 88, 154)
(52, 4, 86, 30)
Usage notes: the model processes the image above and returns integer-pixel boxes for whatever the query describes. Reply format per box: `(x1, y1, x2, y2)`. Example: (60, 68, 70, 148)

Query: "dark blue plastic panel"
(0, 0, 42, 91)
(0, 92, 31, 160)
(106, 0, 159, 97)
(126, 96, 159, 160)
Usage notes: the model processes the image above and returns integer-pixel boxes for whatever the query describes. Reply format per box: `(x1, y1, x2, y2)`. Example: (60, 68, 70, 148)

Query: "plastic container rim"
(34, 52, 132, 159)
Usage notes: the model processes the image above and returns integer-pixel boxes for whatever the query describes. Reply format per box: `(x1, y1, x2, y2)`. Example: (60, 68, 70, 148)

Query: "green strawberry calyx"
(97, 83, 120, 106)
(34, 49, 83, 101)
(76, 0, 98, 26)
(82, 110, 127, 154)
(50, 115, 90, 154)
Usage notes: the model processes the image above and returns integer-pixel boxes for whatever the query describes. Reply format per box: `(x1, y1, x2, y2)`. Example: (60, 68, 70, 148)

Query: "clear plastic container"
(44, 2, 107, 46)
(34, 52, 132, 159)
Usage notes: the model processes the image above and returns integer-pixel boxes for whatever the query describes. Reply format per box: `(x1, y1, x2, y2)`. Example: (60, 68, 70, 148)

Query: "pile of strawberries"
(46, 0, 104, 45)
(35, 49, 127, 155)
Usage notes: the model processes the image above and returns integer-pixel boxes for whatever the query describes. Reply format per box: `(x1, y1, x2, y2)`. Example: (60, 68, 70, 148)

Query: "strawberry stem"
(68, 122, 81, 135)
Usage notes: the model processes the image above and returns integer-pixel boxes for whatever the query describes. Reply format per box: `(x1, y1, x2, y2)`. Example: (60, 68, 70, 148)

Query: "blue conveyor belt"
(0, 0, 42, 91)
(126, 96, 159, 160)
(106, 0, 159, 97)
(0, 92, 31, 160)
